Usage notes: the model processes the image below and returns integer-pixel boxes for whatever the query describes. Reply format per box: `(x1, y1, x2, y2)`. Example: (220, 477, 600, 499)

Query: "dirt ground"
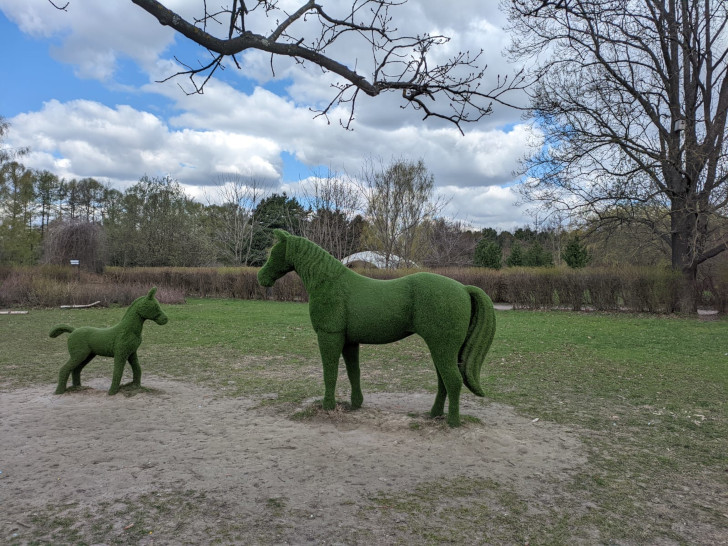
(1, 376, 588, 544)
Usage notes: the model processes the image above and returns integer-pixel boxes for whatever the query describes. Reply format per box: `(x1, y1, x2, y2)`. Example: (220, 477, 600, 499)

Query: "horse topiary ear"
(147, 287, 158, 299)
(273, 229, 290, 241)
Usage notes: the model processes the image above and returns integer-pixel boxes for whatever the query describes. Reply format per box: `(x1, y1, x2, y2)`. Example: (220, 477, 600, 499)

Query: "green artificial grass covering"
(50, 287, 168, 395)
(258, 230, 496, 426)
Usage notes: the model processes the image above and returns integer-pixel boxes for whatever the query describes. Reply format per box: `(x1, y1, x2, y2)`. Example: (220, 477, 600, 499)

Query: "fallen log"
(60, 301, 102, 309)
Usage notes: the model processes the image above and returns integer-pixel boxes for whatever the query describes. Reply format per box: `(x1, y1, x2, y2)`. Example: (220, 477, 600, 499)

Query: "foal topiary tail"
(49, 325, 75, 338)
(458, 286, 496, 397)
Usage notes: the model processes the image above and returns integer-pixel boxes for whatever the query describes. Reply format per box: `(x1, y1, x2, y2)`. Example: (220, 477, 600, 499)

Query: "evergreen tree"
(473, 238, 502, 269)
(507, 241, 524, 267)
(249, 193, 306, 266)
(523, 241, 554, 267)
(562, 235, 591, 268)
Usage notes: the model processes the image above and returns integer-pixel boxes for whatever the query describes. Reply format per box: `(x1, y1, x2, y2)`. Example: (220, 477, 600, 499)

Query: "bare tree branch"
(47, 0, 69, 11)
(122, 0, 525, 131)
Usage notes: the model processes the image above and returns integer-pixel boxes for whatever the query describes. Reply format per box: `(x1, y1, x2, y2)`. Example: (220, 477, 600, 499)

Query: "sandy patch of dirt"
(1, 376, 586, 544)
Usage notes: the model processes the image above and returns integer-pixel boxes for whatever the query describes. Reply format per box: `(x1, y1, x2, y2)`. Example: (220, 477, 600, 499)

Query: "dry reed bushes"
(0, 264, 711, 313)
(0, 266, 185, 308)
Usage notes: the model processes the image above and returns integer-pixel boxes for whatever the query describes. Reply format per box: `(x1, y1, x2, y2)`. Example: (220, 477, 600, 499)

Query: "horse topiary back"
(259, 230, 496, 426)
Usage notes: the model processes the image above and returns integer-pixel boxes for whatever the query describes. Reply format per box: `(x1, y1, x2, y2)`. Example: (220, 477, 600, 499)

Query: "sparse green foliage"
(104, 176, 214, 267)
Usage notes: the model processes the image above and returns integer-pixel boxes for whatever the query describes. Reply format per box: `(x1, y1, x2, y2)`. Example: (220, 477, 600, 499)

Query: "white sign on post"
(70, 260, 80, 265)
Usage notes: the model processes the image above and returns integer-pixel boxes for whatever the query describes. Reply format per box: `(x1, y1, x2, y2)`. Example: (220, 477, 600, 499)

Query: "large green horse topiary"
(50, 287, 168, 395)
(258, 230, 496, 427)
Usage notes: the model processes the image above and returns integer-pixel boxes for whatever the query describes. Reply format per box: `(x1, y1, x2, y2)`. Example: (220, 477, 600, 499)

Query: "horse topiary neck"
(287, 235, 348, 293)
(119, 297, 148, 331)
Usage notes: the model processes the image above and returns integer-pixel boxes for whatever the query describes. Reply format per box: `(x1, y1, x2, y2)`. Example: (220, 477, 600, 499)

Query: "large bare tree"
(110, 0, 524, 132)
(298, 169, 363, 259)
(360, 157, 446, 267)
(210, 174, 272, 265)
(505, 0, 728, 291)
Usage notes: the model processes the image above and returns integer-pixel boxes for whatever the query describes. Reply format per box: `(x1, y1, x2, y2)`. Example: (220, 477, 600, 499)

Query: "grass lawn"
(2, 298, 726, 543)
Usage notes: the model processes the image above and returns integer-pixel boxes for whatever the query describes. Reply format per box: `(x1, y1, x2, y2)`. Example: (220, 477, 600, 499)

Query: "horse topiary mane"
(258, 229, 496, 427)
(50, 287, 168, 395)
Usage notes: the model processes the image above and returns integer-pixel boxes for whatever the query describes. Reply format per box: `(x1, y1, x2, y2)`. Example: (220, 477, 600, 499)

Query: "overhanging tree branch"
(123, 0, 525, 132)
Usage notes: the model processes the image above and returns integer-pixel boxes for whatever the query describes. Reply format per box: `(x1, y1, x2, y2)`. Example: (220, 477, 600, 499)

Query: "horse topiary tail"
(49, 325, 75, 338)
(458, 286, 496, 397)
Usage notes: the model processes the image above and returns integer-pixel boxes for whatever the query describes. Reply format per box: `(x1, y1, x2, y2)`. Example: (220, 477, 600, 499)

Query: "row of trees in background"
(2, 150, 595, 271)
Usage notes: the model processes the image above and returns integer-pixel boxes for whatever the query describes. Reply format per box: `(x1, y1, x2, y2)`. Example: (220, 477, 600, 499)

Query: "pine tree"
(562, 235, 591, 268)
(524, 241, 554, 267)
(473, 238, 502, 269)
(506, 241, 524, 267)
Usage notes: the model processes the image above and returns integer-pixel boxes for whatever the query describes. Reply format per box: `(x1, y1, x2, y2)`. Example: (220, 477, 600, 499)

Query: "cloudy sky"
(0, 0, 538, 231)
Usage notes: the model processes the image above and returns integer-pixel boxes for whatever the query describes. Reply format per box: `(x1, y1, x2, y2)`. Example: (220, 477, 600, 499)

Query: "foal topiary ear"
(147, 287, 158, 299)
(273, 229, 290, 242)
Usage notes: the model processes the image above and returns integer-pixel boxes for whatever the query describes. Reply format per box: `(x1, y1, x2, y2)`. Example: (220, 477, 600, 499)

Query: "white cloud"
(9, 99, 282, 185)
(441, 185, 531, 232)
(1, 0, 176, 80)
(2, 0, 537, 229)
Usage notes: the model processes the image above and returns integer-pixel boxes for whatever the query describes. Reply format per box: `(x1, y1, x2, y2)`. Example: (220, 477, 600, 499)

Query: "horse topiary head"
(136, 287, 168, 325)
(258, 229, 295, 287)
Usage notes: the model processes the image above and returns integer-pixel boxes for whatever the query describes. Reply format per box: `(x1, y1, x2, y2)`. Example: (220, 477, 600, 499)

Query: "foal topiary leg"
(108, 354, 127, 395)
(342, 342, 363, 409)
(128, 352, 142, 386)
(71, 355, 95, 387)
(316, 331, 345, 410)
(56, 357, 80, 394)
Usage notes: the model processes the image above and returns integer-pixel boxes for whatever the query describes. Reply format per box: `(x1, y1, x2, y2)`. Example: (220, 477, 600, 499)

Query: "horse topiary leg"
(316, 331, 345, 410)
(342, 342, 363, 409)
(429, 369, 447, 418)
(71, 355, 95, 387)
(428, 346, 463, 427)
(108, 354, 127, 395)
(128, 352, 142, 386)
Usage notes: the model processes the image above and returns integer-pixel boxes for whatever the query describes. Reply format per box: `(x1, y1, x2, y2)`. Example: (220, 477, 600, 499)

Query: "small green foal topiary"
(258, 230, 496, 427)
(50, 287, 168, 395)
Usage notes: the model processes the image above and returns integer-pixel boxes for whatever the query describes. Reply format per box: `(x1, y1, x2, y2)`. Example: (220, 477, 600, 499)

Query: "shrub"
(0, 264, 712, 314)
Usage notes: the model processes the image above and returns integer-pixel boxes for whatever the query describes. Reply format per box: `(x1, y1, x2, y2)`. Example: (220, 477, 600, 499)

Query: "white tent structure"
(341, 251, 413, 269)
